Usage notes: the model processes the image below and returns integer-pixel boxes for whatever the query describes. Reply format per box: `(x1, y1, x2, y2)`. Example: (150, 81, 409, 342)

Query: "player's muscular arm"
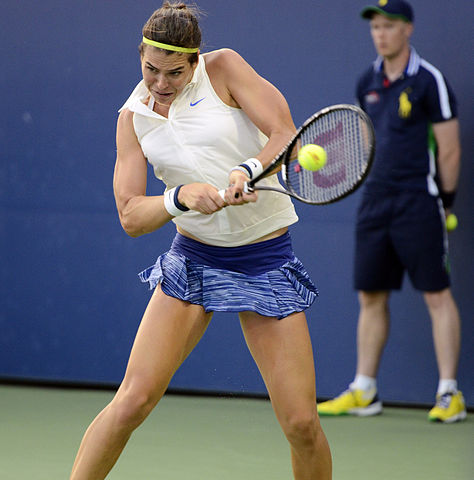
(114, 109, 172, 237)
(206, 49, 296, 169)
(205, 50, 296, 204)
(114, 110, 227, 235)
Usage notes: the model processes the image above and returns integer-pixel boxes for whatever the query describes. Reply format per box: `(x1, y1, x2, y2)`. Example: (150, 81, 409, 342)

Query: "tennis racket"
(220, 104, 375, 205)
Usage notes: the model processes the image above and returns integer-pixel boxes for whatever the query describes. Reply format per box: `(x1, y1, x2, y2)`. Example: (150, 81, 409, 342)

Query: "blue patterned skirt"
(139, 233, 318, 320)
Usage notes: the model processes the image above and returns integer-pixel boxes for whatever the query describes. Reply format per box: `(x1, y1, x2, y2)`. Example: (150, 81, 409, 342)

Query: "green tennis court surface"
(0, 385, 472, 479)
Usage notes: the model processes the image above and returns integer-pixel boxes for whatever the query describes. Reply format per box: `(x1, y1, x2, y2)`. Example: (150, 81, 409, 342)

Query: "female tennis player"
(70, 2, 332, 479)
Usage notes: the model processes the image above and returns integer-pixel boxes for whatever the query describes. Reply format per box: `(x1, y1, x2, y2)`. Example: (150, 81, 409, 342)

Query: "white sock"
(437, 379, 457, 395)
(350, 374, 377, 392)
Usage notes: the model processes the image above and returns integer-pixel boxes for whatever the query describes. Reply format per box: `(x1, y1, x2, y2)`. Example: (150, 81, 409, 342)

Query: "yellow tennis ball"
(446, 213, 458, 232)
(298, 144, 327, 171)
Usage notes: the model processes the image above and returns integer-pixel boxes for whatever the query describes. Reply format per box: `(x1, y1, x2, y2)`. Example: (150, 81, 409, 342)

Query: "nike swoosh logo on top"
(190, 97, 206, 107)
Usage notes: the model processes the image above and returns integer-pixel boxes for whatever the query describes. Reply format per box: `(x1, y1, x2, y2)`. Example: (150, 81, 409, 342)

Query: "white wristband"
(163, 185, 189, 217)
(230, 158, 263, 180)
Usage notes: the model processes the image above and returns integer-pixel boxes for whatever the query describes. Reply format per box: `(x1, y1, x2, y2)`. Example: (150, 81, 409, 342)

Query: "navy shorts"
(354, 189, 450, 292)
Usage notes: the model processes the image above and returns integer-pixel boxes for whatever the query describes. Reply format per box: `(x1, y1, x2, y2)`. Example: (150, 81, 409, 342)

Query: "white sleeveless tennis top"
(119, 55, 298, 247)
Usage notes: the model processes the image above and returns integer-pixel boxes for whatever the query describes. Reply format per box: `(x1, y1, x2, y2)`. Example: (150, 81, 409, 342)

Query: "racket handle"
(243, 182, 254, 193)
(218, 183, 254, 200)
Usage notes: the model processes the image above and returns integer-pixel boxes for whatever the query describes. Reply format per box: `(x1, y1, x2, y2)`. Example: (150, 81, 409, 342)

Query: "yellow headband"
(142, 36, 199, 54)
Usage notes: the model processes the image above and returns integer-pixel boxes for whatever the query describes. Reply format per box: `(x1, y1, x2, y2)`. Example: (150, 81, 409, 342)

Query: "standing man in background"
(317, 0, 466, 423)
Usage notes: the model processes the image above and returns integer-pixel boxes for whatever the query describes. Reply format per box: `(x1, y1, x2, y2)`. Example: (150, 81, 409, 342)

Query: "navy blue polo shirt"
(356, 48, 457, 193)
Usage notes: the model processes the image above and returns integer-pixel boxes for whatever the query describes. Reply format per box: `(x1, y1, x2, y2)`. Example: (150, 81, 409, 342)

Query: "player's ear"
(191, 51, 200, 70)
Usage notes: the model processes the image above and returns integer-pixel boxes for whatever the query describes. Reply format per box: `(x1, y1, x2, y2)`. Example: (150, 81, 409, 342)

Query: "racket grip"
(219, 183, 253, 200)
(243, 182, 253, 193)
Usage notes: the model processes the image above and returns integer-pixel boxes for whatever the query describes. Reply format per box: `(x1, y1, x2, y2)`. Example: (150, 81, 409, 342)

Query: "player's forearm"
(260, 128, 295, 163)
(255, 127, 296, 177)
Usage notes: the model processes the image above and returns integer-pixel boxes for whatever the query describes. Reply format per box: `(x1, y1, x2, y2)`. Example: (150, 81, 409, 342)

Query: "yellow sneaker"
(428, 391, 467, 423)
(317, 388, 382, 416)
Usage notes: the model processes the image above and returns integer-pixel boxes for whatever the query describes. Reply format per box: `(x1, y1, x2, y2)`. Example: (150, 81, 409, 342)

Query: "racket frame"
(245, 104, 375, 205)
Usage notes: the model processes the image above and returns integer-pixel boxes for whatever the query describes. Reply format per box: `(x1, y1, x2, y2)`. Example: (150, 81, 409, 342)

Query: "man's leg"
(317, 290, 389, 416)
(356, 290, 390, 378)
(424, 288, 466, 423)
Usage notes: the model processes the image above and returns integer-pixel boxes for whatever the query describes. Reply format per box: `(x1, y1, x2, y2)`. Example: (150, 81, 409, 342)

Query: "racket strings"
(285, 109, 372, 204)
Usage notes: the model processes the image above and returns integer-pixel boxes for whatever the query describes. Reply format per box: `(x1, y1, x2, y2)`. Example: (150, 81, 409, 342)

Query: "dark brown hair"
(140, 2, 202, 64)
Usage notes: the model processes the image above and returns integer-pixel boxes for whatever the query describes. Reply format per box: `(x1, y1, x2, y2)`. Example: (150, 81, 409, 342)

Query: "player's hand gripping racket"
(221, 104, 375, 205)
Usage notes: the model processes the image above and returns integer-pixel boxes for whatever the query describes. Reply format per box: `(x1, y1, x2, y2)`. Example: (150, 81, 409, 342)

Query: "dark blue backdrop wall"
(1, 1, 473, 406)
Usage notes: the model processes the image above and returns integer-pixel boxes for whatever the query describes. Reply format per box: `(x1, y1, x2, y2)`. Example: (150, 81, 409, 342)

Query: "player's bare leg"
(424, 288, 461, 379)
(356, 291, 390, 377)
(70, 287, 211, 480)
(240, 311, 332, 480)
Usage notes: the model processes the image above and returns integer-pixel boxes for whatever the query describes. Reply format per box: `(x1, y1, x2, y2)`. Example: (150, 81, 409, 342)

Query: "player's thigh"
(120, 286, 212, 400)
(354, 193, 403, 290)
(392, 193, 450, 291)
(239, 311, 316, 419)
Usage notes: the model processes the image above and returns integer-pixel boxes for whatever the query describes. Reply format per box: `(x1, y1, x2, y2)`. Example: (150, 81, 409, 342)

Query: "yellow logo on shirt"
(398, 89, 412, 118)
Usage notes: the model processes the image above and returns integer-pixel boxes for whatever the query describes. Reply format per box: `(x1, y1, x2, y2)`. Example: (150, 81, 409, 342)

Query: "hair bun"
(162, 1, 188, 10)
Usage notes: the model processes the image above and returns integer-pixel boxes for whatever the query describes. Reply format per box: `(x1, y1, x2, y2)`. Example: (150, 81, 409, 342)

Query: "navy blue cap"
(361, 0, 414, 23)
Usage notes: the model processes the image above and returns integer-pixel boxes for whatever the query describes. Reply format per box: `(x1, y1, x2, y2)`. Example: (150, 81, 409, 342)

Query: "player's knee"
(283, 411, 318, 449)
(112, 388, 160, 430)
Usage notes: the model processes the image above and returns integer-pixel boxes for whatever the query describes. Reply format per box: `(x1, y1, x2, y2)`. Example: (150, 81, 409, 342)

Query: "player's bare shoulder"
(205, 49, 255, 78)
(118, 107, 133, 123)
(116, 107, 143, 154)
(204, 48, 243, 69)
(117, 108, 135, 137)
(203, 49, 254, 108)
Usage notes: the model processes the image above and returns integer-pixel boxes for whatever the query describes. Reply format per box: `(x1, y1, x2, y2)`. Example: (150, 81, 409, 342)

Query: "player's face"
(369, 14, 413, 60)
(141, 47, 198, 106)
